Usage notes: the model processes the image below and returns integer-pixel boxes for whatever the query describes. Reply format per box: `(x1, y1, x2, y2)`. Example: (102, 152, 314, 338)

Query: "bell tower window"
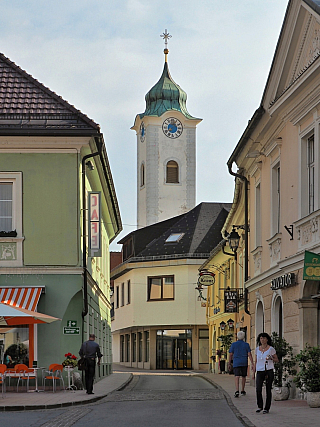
(166, 160, 179, 183)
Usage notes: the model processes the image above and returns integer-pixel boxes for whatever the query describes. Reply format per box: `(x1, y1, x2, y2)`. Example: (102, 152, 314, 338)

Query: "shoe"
(234, 391, 239, 398)
(263, 410, 269, 414)
(241, 391, 246, 396)
(256, 408, 263, 413)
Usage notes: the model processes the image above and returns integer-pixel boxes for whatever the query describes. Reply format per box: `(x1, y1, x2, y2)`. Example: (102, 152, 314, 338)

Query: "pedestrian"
(79, 333, 102, 394)
(228, 331, 254, 398)
(253, 332, 279, 414)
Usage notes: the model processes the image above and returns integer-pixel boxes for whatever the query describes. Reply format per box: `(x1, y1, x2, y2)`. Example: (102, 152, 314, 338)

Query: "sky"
(0, 0, 289, 251)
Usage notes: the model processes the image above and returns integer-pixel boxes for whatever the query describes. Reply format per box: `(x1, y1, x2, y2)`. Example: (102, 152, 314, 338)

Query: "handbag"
(78, 342, 88, 371)
(77, 357, 88, 371)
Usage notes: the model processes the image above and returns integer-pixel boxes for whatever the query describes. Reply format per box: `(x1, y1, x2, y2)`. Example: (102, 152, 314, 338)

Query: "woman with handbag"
(253, 332, 279, 414)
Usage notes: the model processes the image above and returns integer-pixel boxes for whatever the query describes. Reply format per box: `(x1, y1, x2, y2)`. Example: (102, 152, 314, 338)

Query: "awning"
(0, 287, 44, 311)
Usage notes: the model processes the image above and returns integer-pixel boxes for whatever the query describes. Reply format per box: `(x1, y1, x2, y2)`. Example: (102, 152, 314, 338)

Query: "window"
(127, 280, 131, 304)
(132, 333, 136, 362)
(199, 329, 209, 364)
(116, 286, 119, 308)
(125, 334, 130, 362)
(138, 332, 143, 362)
(166, 161, 179, 183)
(148, 276, 174, 300)
(121, 282, 124, 306)
(120, 335, 124, 362)
(165, 233, 184, 243)
(140, 163, 145, 187)
(255, 183, 261, 247)
(307, 135, 315, 214)
(0, 173, 23, 267)
(144, 331, 149, 362)
(271, 163, 280, 235)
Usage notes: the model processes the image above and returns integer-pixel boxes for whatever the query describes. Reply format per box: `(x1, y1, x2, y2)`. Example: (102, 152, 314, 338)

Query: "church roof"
(139, 61, 198, 120)
(0, 52, 99, 135)
(118, 202, 232, 261)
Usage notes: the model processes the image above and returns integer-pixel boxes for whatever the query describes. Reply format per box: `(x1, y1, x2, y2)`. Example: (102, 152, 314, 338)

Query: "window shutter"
(166, 161, 178, 183)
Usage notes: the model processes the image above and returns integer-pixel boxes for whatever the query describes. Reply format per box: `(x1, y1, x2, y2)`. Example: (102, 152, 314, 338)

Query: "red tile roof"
(0, 52, 99, 133)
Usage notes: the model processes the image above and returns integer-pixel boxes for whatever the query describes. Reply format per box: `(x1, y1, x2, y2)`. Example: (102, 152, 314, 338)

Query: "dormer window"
(165, 233, 184, 243)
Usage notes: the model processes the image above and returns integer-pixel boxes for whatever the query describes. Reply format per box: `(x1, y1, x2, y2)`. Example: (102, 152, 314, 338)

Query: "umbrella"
(0, 303, 61, 326)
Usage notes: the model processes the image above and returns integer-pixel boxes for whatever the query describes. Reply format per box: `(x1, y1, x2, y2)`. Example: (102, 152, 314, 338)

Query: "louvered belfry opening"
(166, 160, 179, 183)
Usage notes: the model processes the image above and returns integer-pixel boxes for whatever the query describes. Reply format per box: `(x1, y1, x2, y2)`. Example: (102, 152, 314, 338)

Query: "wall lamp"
(86, 160, 95, 171)
(227, 318, 234, 329)
(220, 321, 226, 331)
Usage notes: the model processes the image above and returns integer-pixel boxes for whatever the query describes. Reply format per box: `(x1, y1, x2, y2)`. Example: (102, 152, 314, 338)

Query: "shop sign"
(89, 192, 101, 257)
(303, 250, 320, 281)
(271, 273, 295, 290)
(224, 290, 238, 313)
(63, 327, 80, 335)
(198, 271, 215, 286)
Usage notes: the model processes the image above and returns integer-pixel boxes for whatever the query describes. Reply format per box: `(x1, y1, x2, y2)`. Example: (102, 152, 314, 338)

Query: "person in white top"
(253, 332, 279, 414)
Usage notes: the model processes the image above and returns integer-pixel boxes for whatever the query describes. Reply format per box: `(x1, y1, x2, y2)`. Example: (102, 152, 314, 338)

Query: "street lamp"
(228, 227, 241, 253)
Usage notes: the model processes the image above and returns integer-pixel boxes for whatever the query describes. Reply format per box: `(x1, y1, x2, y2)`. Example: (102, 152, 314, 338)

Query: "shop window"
(199, 329, 209, 364)
(120, 335, 124, 362)
(144, 331, 149, 362)
(138, 332, 143, 362)
(132, 333, 136, 362)
(125, 334, 130, 362)
(256, 300, 264, 341)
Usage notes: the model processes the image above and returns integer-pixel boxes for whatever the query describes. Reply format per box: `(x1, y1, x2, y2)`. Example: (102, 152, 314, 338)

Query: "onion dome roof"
(139, 61, 197, 120)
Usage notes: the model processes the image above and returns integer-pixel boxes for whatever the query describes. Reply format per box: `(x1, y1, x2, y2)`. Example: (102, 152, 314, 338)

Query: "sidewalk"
(0, 372, 132, 411)
(201, 372, 319, 427)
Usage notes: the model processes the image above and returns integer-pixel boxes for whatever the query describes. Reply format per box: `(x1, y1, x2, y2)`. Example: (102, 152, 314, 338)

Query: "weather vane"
(160, 29, 172, 62)
(160, 29, 172, 48)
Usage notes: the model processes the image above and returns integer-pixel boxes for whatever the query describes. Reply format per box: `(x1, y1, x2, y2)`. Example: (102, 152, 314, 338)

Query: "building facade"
(226, 0, 320, 361)
(0, 52, 121, 378)
(111, 203, 231, 370)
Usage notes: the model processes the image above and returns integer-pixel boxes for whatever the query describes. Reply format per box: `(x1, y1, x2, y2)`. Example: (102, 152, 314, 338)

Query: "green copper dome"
(139, 61, 197, 120)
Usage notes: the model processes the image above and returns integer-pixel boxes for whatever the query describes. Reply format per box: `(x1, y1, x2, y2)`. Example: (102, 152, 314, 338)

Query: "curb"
(196, 374, 255, 427)
(0, 373, 133, 412)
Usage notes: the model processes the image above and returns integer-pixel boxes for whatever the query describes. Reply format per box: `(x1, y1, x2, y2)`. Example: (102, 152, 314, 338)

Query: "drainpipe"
(228, 163, 250, 315)
(81, 136, 102, 341)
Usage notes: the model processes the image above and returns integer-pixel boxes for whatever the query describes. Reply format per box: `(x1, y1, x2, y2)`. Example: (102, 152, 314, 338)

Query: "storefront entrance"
(156, 329, 192, 370)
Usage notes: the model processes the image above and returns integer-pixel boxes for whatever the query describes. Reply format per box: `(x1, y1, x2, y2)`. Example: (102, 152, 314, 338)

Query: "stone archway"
(296, 280, 319, 348)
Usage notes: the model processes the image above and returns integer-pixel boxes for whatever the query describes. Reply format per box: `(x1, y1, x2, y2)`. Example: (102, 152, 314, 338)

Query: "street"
(0, 374, 243, 427)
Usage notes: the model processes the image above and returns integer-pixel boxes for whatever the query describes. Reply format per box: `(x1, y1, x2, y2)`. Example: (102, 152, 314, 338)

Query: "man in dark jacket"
(79, 334, 102, 394)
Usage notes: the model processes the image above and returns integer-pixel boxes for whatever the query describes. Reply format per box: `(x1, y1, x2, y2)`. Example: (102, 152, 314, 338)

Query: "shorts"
(233, 366, 248, 377)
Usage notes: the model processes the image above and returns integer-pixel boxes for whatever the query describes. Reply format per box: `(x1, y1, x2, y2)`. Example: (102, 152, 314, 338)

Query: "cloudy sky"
(0, 0, 289, 250)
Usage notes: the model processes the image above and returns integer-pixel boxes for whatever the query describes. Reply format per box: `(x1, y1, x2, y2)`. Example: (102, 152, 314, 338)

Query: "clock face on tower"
(162, 117, 183, 139)
(140, 121, 146, 142)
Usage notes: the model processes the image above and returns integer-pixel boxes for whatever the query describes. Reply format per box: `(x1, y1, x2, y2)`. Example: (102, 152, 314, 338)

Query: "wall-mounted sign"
(271, 273, 295, 290)
(89, 192, 101, 257)
(198, 271, 215, 286)
(63, 327, 80, 335)
(224, 290, 238, 313)
(303, 250, 320, 281)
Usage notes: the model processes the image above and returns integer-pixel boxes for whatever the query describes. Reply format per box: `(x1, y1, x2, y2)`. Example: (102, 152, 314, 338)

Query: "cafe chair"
(43, 364, 65, 392)
(0, 364, 6, 398)
(15, 364, 36, 392)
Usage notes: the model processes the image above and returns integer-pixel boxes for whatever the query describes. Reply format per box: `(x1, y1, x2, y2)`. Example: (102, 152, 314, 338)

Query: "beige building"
(228, 0, 320, 356)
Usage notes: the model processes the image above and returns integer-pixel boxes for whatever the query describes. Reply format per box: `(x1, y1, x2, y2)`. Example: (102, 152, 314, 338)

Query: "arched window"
(274, 295, 283, 337)
(140, 163, 145, 187)
(166, 160, 179, 183)
(256, 301, 264, 340)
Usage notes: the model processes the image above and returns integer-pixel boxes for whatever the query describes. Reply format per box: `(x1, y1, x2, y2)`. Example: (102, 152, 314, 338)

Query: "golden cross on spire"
(160, 29, 171, 62)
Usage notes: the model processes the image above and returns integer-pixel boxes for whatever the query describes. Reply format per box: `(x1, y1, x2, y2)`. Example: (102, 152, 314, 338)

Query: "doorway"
(156, 329, 192, 369)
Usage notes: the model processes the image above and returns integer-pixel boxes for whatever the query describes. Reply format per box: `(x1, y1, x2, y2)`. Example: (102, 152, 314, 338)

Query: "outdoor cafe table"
(5, 367, 44, 392)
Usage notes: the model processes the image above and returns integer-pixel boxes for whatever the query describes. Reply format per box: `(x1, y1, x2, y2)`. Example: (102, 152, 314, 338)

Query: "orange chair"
(43, 364, 65, 392)
(0, 364, 7, 398)
(14, 364, 36, 392)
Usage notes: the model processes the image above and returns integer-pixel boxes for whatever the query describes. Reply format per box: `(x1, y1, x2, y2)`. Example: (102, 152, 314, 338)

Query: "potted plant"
(271, 332, 296, 400)
(294, 344, 320, 407)
(217, 333, 233, 373)
(62, 352, 78, 368)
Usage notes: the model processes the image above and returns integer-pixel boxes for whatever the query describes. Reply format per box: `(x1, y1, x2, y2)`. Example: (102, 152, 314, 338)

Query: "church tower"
(132, 31, 202, 228)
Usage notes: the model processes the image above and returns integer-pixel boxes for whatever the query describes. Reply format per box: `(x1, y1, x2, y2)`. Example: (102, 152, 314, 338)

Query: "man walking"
(228, 331, 253, 398)
(79, 333, 102, 394)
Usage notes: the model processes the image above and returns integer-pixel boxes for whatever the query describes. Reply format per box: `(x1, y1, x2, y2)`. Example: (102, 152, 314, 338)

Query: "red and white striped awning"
(0, 287, 44, 311)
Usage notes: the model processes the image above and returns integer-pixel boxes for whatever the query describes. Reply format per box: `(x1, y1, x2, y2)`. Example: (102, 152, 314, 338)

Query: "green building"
(0, 52, 122, 379)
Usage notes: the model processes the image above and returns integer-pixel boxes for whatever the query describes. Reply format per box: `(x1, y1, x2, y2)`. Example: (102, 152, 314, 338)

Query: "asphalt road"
(0, 375, 244, 427)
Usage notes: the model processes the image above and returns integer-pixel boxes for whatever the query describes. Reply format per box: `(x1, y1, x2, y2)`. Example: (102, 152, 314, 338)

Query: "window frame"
(0, 172, 23, 267)
(166, 160, 179, 184)
(147, 275, 174, 301)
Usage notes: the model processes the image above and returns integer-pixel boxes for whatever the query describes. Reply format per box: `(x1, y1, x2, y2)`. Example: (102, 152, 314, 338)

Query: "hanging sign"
(198, 271, 215, 286)
(224, 290, 238, 313)
(89, 192, 101, 257)
(303, 250, 320, 281)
